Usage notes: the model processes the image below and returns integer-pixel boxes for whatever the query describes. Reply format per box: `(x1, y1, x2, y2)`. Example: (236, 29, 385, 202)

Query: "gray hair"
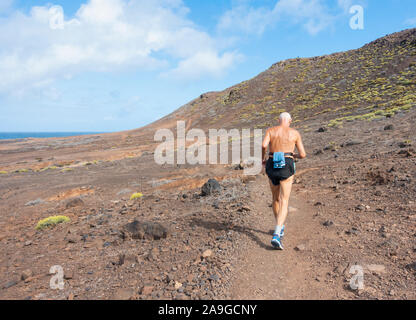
(279, 112, 292, 121)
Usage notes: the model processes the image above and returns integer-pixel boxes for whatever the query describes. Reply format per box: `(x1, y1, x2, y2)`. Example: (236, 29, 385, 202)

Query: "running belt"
(269, 152, 294, 157)
(270, 152, 294, 169)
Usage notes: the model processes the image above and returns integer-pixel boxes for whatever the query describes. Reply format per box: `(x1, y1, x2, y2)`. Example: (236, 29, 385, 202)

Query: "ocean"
(0, 132, 105, 140)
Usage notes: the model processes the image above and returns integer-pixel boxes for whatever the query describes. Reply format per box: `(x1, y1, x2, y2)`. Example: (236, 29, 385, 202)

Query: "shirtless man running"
(262, 112, 306, 250)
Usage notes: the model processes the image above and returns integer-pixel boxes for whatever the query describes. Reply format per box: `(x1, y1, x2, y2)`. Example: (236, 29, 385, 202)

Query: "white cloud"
(337, 0, 354, 13)
(162, 50, 243, 80)
(218, 0, 336, 36)
(218, 4, 275, 36)
(274, 0, 334, 35)
(0, 0, 239, 95)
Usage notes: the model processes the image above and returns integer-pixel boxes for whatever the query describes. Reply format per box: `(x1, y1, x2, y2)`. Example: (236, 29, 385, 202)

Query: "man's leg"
(269, 179, 285, 249)
(276, 176, 294, 227)
(268, 179, 280, 223)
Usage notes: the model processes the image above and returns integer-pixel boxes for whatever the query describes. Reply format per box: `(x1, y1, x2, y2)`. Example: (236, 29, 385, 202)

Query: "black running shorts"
(266, 157, 296, 186)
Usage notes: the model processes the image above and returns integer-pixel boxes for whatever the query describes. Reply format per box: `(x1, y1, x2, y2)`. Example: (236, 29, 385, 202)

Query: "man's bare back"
(267, 126, 299, 154)
(262, 125, 306, 160)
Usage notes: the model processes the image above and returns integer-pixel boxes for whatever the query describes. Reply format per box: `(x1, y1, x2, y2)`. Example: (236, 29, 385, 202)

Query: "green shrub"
(130, 192, 143, 200)
(36, 216, 70, 230)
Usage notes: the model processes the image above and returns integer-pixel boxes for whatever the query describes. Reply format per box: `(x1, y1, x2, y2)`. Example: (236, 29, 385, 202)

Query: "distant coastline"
(0, 132, 106, 140)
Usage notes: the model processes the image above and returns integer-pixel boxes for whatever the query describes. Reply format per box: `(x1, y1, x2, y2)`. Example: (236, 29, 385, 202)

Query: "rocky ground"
(0, 107, 414, 300)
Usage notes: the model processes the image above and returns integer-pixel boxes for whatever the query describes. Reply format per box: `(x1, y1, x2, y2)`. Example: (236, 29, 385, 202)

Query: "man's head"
(279, 112, 292, 126)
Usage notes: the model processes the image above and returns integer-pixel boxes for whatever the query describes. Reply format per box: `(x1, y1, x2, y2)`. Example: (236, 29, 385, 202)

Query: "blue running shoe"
(271, 234, 283, 250)
(280, 225, 285, 239)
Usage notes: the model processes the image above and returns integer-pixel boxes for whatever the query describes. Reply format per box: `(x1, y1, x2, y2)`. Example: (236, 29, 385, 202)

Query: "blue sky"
(0, 0, 415, 132)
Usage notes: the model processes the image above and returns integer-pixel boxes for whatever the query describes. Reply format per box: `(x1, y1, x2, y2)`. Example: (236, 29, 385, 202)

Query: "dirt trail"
(230, 174, 340, 300)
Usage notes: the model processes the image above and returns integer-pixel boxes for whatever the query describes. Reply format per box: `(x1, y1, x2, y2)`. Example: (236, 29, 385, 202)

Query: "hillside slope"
(148, 28, 415, 133)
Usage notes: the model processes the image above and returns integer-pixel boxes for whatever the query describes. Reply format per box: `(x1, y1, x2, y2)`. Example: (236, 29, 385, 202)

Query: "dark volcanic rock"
(201, 179, 221, 196)
(3, 280, 18, 289)
(324, 144, 337, 151)
(121, 220, 169, 240)
(406, 262, 416, 271)
(314, 149, 323, 155)
(398, 141, 412, 148)
(323, 220, 334, 227)
(346, 227, 360, 235)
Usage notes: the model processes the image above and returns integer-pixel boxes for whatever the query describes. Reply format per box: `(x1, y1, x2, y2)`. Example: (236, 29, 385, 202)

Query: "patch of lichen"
(327, 102, 415, 127)
(206, 33, 416, 131)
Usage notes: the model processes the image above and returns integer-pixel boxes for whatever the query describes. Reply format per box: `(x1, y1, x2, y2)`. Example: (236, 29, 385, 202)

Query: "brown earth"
(0, 29, 415, 300)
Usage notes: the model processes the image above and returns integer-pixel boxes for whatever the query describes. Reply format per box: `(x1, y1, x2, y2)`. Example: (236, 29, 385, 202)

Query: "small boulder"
(201, 179, 221, 196)
(235, 162, 245, 170)
(355, 204, 366, 211)
(121, 220, 169, 240)
(323, 220, 334, 227)
(398, 149, 414, 157)
(324, 144, 337, 151)
(3, 280, 18, 289)
(346, 227, 360, 235)
(64, 270, 73, 280)
(65, 197, 84, 209)
(406, 262, 416, 271)
(202, 249, 213, 258)
(399, 141, 412, 148)
(314, 149, 323, 155)
(21, 269, 33, 281)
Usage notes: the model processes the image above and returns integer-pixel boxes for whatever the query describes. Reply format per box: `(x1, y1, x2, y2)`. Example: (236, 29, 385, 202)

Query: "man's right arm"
(295, 131, 306, 159)
(262, 129, 271, 164)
